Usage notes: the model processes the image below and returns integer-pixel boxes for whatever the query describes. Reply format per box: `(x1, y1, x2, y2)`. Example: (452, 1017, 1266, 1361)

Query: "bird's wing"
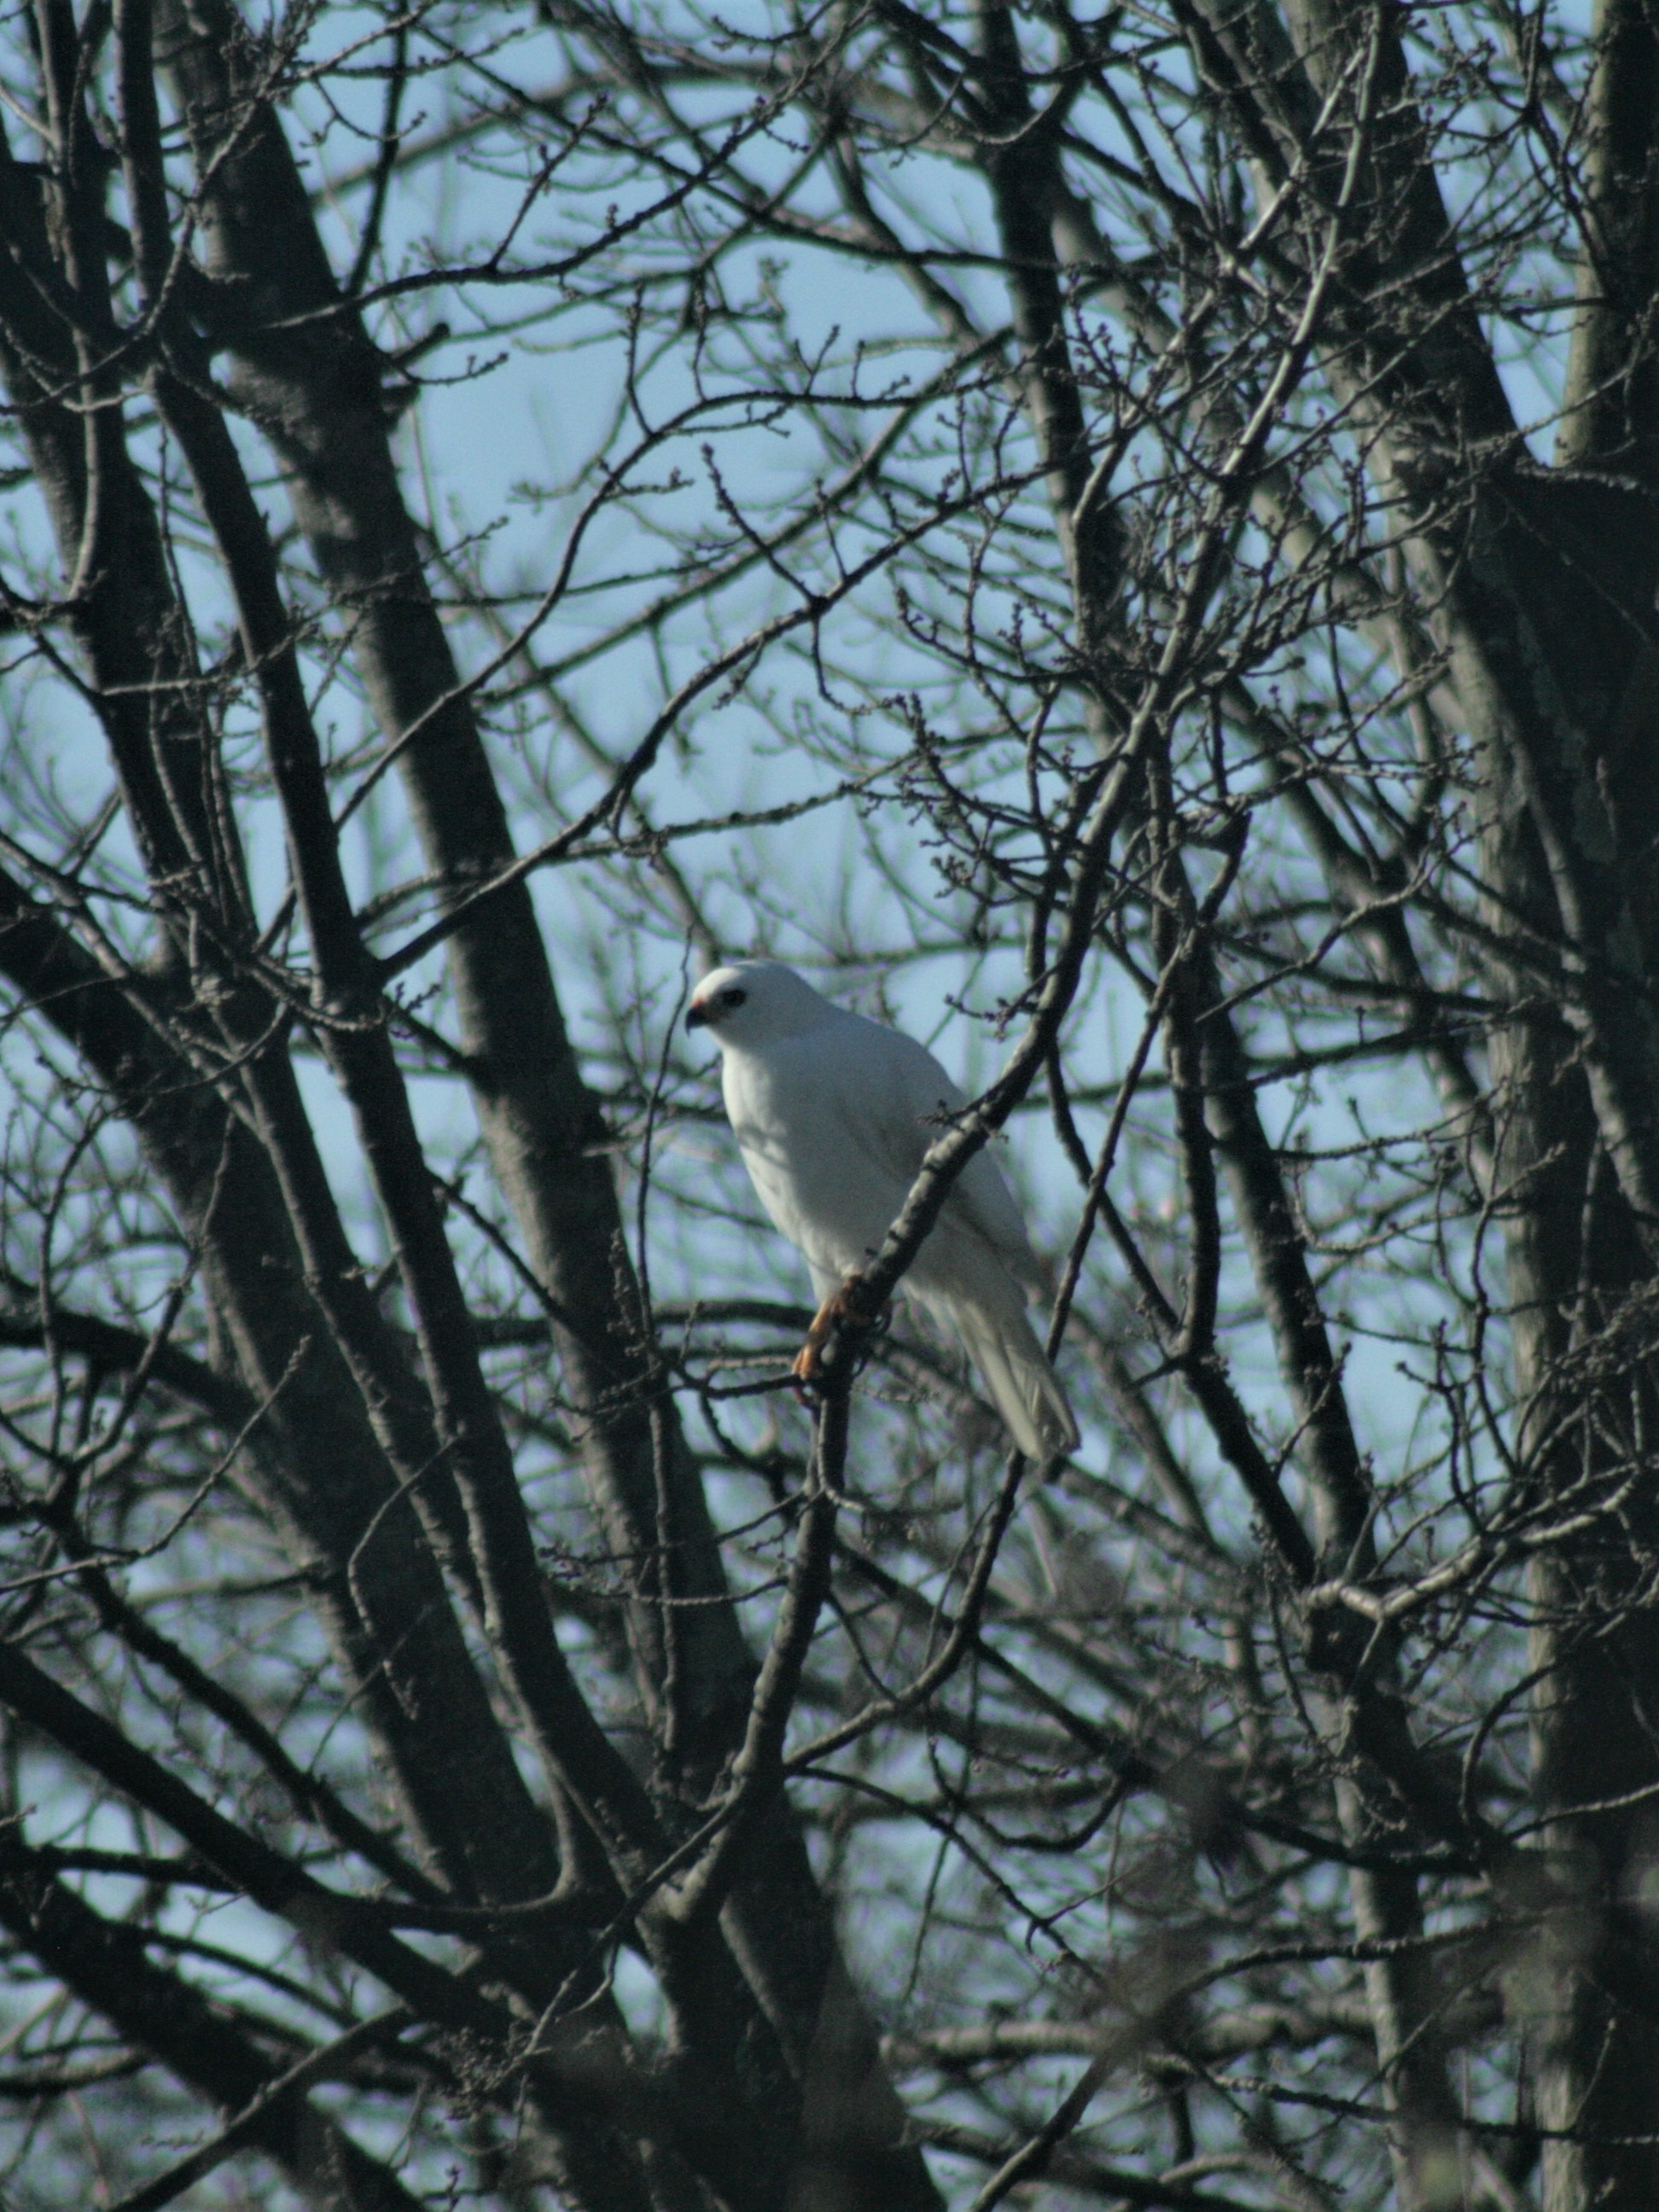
(834, 1016, 1043, 1284)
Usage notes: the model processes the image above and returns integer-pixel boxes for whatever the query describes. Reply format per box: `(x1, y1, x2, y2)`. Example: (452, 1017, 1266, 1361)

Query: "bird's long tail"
(941, 1291, 1079, 1462)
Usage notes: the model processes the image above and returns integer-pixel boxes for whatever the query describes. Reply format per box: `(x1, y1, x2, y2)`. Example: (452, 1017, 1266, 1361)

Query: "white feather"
(690, 961, 1079, 1458)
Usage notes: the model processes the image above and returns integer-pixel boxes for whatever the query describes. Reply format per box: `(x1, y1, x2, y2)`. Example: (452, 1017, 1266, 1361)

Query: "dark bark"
(7, 0, 1659, 2202)
(148, 8, 938, 2203)
(0, 1825, 424, 2212)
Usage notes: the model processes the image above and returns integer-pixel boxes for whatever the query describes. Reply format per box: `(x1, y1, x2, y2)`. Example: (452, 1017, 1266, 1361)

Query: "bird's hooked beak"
(684, 998, 711, 1032)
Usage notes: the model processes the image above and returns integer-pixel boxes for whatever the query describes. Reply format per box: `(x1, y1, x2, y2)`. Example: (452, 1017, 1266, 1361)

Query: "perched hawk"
(688, 960, 1078, 1459)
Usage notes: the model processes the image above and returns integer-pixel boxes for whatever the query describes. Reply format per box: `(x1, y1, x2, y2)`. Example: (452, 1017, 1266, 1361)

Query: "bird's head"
(685, 959, 833, 1048)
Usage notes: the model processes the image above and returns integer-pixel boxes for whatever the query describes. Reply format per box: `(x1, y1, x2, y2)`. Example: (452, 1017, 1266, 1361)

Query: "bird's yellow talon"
(792, 1273, 866, 1389)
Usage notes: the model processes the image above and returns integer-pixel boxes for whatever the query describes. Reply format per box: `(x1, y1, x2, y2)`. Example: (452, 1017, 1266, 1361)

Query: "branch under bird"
(687, 960, 1078, 1461)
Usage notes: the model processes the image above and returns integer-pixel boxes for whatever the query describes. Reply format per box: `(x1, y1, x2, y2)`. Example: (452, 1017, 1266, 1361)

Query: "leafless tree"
(0, 0, 1655, 2207)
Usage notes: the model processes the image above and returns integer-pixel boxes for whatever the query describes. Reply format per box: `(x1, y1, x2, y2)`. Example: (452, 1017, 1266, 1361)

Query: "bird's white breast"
(721, 1022, 913, 1291)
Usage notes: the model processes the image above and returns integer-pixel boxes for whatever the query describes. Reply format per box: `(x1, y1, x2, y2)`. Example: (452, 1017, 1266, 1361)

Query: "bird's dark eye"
(722, 987, 748, 1008)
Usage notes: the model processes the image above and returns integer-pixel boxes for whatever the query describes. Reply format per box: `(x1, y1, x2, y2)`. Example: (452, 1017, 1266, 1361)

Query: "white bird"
(687, 960, 1078, 1460)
